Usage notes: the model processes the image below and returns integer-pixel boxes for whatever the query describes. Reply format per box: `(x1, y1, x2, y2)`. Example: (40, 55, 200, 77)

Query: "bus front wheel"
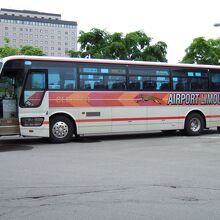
(184, 113, 204, 136)
(50, 115, 74, 143)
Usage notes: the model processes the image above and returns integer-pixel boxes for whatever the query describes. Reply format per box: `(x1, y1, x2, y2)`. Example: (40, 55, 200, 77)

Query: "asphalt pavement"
(0, 130, 220, 220)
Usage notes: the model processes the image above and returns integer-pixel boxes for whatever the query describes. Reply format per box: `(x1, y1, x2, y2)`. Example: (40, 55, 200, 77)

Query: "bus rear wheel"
(50, 115, 74, 143)
(184, 113, 204, 136)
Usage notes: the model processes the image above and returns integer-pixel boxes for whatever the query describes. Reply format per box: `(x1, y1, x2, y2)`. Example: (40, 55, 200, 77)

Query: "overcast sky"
(1, 0, 220, 63)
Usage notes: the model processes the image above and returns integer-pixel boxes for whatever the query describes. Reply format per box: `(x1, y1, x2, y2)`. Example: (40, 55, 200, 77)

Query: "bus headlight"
(21, 117, 44, 127)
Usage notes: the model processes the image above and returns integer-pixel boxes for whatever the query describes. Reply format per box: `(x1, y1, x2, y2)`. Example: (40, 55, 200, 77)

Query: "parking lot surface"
(0, 130, 220, 220)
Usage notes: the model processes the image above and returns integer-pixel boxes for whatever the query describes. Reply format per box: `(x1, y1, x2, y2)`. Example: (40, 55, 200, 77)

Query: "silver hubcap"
(52, 121, 69, 139)
(190, 118, 201, 132)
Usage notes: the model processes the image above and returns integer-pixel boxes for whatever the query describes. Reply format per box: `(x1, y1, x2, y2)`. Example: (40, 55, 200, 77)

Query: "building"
(0, 8, 77, 57)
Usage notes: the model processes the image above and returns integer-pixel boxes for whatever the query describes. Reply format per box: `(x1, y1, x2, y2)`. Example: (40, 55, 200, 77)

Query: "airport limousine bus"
(1, 55, 220, 143)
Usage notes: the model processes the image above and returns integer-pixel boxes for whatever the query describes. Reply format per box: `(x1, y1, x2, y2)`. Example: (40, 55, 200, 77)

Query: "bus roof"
(1, 55, 220, 70)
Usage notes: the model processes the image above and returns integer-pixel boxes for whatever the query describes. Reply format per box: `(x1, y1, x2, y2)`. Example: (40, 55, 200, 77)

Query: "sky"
(1, 0, 220, 63)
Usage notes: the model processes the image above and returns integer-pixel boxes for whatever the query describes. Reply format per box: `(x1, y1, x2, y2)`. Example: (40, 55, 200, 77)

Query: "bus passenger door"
(19, 69, 49, 137)
(0, 75, 20, 135)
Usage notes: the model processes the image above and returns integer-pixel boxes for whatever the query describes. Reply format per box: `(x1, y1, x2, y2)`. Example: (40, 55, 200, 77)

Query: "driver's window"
(22, 71, 46, 107)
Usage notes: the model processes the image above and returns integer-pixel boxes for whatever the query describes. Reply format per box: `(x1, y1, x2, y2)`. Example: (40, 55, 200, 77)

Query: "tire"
(184, 113, 204, 136)
(50, 116, 74, 143)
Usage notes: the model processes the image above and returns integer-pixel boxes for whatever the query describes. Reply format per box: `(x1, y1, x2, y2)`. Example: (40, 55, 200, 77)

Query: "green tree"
(124, 31, 151, 60)
(68, 28, 168, 62)
(182, 37, 220, 65)
(20, 45, 45, 56)
(0, 38, 19, 58)
(0, 37, 45, 58)
(0, 47, 19, 58)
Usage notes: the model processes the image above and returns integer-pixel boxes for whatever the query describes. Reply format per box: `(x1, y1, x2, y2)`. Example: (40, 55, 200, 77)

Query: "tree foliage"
(182, 37, 220, 65)
(0, 38, 45, 58)
(68, 28, 167, 62)
(20, 45, 45, 56)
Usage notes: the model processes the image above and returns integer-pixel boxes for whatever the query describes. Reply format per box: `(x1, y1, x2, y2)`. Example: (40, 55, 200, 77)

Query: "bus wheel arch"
(184, 110, 206, 136)
(49, 113, 77, 143)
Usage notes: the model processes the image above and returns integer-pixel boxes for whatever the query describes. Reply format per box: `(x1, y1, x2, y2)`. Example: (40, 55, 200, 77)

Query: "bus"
(0, 55, 220, 143)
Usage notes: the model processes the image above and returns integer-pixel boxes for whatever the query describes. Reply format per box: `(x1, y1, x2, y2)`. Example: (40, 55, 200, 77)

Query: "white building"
(0, 8, 77, 57)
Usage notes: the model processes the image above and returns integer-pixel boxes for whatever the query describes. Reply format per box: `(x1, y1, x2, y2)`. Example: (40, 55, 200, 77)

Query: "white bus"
(1, 55, 220, 143)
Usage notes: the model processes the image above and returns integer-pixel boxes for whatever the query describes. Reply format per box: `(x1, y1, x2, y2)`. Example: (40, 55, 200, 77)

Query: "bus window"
(210, 71, 220, 91)
(171, 68, 208, 91)
(129, 66, 170, 76)
(172, 77, 188, 91)
(48, 68, 76, 90)
(29, 61, 77, 91)
(80, 74, 105, 90)
(142, 76, 170, 91)
(107, 75, 126, 90)
(21, 70, 46, 107)
(190, 78, 208, 91)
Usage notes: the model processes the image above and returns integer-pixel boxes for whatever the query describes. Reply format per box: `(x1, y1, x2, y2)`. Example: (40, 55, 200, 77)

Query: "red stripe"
(25, 115, 220, 125)
(206, 115, 220, 118)
(76, 116, 185, 123)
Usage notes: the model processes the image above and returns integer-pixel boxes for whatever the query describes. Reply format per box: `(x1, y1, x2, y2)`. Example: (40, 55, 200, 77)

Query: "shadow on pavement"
(72, 129, 219, 143)
(0, 129, 218, 148)
(0, 144, 33, 152)
(0, 137, 51, 152)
